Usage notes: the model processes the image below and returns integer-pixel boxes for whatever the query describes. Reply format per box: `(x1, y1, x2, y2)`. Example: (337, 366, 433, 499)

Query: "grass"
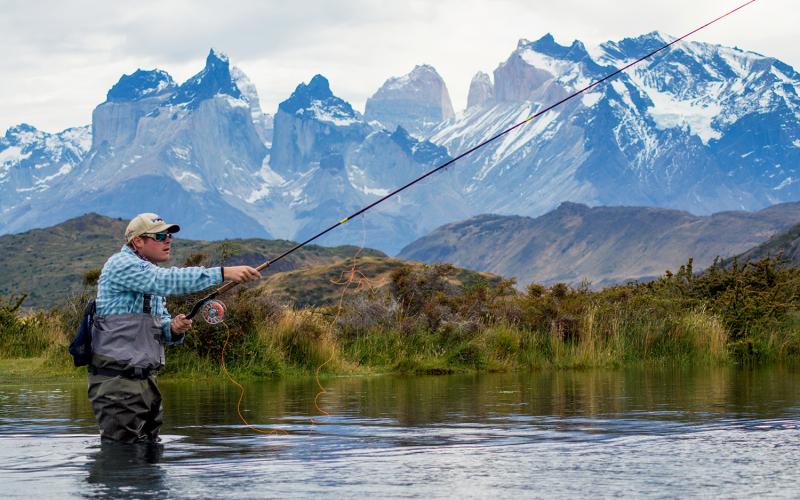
(1, 257, 798, 380)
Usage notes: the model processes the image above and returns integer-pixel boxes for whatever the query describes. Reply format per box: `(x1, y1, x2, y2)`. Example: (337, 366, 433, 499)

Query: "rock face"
(398, 202, 800, 287)
(467, 71, 495, 109)
(364, 65, 455, 137)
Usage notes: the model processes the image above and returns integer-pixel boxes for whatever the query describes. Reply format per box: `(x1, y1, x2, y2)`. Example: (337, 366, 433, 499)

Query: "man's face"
(131, 233, 172, 263)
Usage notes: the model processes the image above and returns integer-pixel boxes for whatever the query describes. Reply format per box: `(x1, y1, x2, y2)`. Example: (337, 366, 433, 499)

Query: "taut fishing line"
(188, 0, 756, 433)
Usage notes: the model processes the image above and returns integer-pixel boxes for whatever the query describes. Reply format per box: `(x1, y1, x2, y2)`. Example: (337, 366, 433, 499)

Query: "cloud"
(0, 0, 796, 133)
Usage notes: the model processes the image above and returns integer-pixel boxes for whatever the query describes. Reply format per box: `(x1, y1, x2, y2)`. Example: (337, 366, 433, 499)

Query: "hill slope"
(398, 202, 800, 287)
(1, 213, 501, 309)
(0, 213, 384, 308)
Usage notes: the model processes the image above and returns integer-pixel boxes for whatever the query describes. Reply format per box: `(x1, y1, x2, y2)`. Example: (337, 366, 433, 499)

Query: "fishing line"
(219, 322, 288, 435)
(186, 0, 757, 322)
(314, 214, 375, 420)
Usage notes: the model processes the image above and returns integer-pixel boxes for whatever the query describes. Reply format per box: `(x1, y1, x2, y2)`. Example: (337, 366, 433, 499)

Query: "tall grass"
(1, 256, 798, 378)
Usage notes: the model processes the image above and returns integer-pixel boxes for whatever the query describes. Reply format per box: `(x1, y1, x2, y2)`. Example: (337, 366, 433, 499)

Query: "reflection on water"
(1, 366, 799, 498)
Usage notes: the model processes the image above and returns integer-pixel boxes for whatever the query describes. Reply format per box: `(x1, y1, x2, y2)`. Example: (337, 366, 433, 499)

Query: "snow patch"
(305, 101, 359, 126)
(171, 146, 191, 161)
(774, 177, 796, 190)
(643, 83, 722, 144)
(581, 92, 602, 107)
(0, 146, 30, 164)
(219, 94, 250, 109)
(171, 169, 206, 192)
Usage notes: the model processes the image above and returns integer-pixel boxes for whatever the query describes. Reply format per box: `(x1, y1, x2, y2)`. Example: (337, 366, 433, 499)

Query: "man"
(89, 212, 261, 443)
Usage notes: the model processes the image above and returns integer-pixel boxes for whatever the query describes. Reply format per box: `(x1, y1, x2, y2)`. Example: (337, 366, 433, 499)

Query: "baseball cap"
(125, 213, 180, 243)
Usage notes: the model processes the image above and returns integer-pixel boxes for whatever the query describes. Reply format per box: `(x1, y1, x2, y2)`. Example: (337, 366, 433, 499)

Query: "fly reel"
(200, 299, 227, 324)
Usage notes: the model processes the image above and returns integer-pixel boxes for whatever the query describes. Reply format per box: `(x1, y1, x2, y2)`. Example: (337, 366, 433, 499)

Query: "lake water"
(1, 366, 800, 498)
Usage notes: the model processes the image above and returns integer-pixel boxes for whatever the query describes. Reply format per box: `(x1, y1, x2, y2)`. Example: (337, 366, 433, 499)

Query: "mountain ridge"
(2, 33, 799, 255)
(398, 201, 800, 287)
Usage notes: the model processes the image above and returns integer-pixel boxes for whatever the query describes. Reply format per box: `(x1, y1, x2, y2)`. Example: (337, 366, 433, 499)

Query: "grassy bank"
(1, 256, 799, 380)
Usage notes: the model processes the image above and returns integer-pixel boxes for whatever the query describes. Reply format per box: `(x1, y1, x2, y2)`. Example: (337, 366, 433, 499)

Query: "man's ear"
(130, 236, 144, 251)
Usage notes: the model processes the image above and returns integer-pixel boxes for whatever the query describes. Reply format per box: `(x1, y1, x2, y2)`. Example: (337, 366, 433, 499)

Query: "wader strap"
(143, 294, 152, 314)
(89, 365, 154, 379)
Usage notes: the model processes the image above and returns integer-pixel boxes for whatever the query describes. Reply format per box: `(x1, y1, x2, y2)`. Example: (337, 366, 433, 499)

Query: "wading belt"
(89, 365, 155, 379)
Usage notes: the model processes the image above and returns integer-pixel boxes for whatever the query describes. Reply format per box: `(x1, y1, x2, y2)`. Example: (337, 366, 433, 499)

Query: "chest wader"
(88, 294, 165, 443)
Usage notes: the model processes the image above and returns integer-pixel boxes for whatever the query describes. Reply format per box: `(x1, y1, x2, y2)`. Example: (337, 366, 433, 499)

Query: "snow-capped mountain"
(0, 124, 91, 217)
(2, 33, 799, 255)
(431, 32, 800, 217)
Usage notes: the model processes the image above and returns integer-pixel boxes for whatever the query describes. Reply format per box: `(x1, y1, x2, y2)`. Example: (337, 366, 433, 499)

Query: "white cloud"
(0, 0, 796, 133)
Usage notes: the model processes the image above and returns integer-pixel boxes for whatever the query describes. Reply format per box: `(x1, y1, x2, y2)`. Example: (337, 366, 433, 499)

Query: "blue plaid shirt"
(96, 245, 223, 343)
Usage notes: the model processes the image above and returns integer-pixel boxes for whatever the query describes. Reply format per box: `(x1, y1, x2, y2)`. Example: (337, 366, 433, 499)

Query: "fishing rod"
(187, 0, 757, 323)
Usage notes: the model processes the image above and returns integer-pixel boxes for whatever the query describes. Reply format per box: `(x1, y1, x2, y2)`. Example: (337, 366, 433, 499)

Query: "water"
(2, 366, 800, 498)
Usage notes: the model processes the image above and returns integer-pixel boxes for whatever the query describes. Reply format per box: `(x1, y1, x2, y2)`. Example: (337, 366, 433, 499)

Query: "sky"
(0, 0, 796, 134)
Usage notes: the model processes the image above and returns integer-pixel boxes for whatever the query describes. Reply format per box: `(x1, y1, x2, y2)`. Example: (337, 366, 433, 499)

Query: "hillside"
(257, 255, 503, 307)
(398, 202, 800, 287)
(730, 223, 800, 264)
(0, 213, 384, 308)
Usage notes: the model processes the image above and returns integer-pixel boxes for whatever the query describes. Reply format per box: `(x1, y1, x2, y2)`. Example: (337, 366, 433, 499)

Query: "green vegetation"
(1, 254, 798, 380)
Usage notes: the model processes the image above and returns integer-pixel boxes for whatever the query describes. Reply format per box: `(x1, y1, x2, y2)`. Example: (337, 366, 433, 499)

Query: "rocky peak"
(278, 74, 361, 125)
(170, 49, 242, 109)
(106, 69, 176, 102)
(527, 34, 593, 63)
(467, 71, 495, 109)
(3, 123, 41, 143)
(364, 64, 454, 136)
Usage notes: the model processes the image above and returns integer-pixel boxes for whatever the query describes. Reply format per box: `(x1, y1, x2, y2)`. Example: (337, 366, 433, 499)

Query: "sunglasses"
(143, 232, 173, 242)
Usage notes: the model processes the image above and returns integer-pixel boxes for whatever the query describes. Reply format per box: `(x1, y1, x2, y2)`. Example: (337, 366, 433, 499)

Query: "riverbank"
(1, 256, 799, 379)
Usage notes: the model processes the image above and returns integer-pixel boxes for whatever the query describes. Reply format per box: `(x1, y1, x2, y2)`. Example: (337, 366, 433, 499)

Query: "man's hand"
(224, 265, 262, 283)
(171, 314, 192, 334)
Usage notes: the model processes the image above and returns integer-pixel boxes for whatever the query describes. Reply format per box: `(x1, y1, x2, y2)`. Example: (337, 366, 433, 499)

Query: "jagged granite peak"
(527, 33, 593, 63)
(230, 65, 273, 143)
(467, 71, 495, 109)
(364, 64, 455, 137)
(169, 48, 242, 109)
(106, 69, 176, 102)
(270, 75, 370, 177)
(278, 74, 360, 123)
(495, 35, 608, 102)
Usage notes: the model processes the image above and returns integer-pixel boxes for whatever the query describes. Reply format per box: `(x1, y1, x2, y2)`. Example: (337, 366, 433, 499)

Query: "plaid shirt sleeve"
(103, 248, 222, 296)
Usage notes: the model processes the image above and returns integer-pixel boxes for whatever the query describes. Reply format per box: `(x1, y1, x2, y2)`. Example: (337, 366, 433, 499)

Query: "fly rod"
(187, 0, 757, 323)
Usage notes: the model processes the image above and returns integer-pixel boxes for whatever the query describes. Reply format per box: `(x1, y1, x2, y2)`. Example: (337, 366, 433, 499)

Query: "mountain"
(364, 65, 455, 137)
(397, 202, 800, 287)
(0, 213, 385, 309)
(3, 34, 800, 255)
(0, 123, 91, 217)
(1, 49, 273, 240)
(429, 32, 800, 219)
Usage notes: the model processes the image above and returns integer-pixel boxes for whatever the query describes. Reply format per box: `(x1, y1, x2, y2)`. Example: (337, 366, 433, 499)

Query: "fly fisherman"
(89, 213, 261, 443)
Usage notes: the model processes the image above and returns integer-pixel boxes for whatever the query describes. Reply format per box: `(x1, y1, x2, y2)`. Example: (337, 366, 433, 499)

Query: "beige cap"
(125, 213, 180, 243)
